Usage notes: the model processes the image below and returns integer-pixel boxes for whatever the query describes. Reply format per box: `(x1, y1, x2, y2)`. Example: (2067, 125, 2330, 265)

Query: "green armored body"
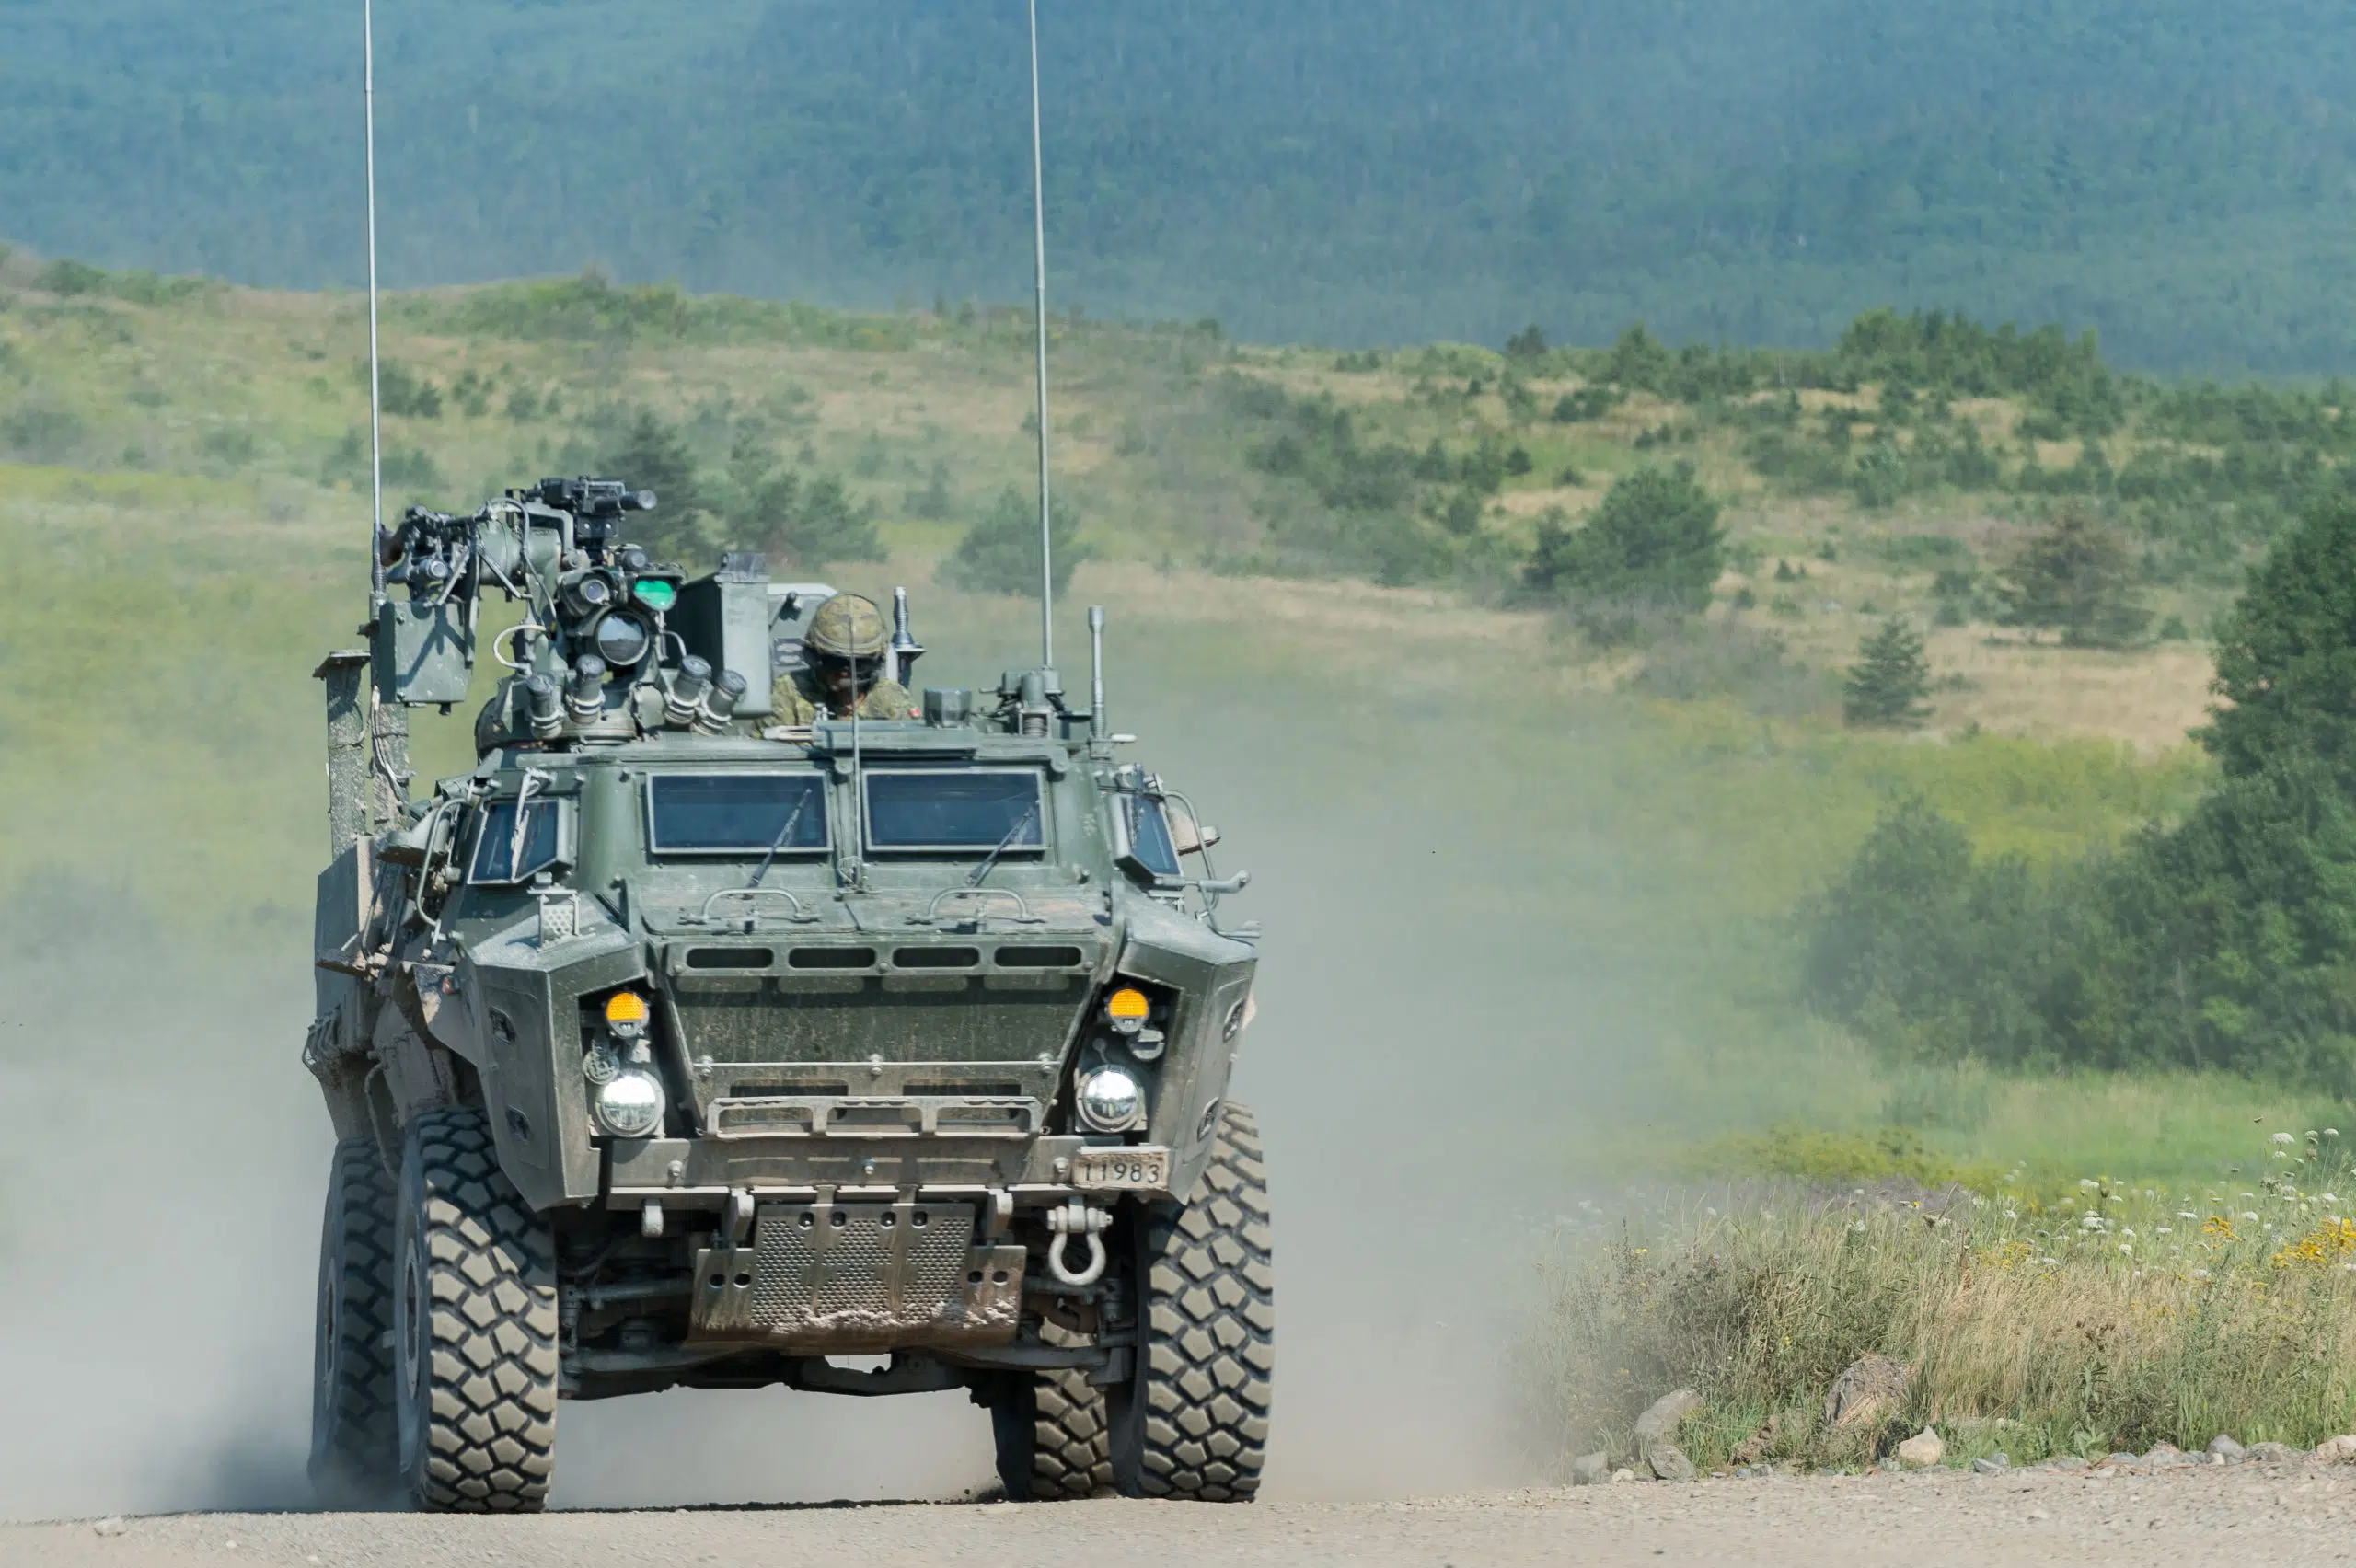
(303, 478, 1271, 1513)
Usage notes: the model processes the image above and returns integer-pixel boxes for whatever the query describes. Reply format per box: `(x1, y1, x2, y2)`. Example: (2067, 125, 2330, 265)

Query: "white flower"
(2244, 1211, 2261, 1221)
(2273, 1132, 2297, 1146)
(2080, 1178, 2100, 1190)
(2322, 1195, 2339, 1205)
(2004, 1210, 2020, 1221)
(2156, 1227, 2172, 1236)
(2327, 1129, 2341, 1139)
(2193, 1268, 2212, 1281)
(2177, 1211, 2199, 1220)
(2081, 1214, 2106, 1230)
(2121, 1228, 2137, 1239)
(2118, 1243, 2133, 1254)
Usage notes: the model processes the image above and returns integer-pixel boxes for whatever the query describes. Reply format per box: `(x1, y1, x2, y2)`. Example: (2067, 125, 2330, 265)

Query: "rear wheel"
(1110, 1101, 1275, 1501)
(990, 1364, 1114, 1499)
(308, 1137, 398, 1505)
(394, 1106, 560, 1513)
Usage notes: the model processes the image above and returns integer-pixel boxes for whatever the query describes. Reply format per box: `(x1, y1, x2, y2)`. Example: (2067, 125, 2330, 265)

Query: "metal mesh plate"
(687, 1201, 1022, 1351)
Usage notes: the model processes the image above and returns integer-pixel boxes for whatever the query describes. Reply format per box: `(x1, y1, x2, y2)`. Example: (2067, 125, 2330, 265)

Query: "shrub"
(941, 486, 1093, 598)
(1521, 463, 1724, 617)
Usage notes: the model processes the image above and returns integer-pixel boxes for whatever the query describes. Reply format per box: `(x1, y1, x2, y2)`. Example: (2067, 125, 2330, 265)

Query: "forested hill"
(11, 0, 2356, 373)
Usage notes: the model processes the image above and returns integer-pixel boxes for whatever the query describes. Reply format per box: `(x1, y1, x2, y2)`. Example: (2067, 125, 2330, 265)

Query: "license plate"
(1073, 1146, 1169, 1192)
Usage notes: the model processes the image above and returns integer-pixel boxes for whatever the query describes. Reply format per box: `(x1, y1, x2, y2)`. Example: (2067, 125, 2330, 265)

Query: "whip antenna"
(362, 0, 387, 605)
(1026, 0, 1055, 668)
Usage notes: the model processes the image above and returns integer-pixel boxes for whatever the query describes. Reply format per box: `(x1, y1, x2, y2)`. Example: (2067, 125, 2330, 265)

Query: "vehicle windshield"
(470, 799, 562, 884)
(648, 774, 829, 854)
(865, 769, 1045, 852)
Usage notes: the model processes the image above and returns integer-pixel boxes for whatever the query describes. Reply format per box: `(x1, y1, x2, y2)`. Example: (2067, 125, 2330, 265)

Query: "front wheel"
(1110, 1101, 1274, 1501)
(989, 1363, 1114, 1499)
(308, 1137, 398, 1505)
(394, 1106, 560, 1513)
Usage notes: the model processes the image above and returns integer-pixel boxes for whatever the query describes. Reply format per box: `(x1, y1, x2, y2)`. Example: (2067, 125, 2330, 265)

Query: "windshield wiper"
(746, 789, 815, 889)
(965, 799, 1040, 888)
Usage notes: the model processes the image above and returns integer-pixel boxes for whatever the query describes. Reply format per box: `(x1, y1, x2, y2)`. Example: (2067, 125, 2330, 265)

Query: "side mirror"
(1164, 798, 1220, 856)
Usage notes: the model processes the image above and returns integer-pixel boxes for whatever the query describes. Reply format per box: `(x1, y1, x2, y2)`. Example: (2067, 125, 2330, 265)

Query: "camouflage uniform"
(768, 668, 917, 724)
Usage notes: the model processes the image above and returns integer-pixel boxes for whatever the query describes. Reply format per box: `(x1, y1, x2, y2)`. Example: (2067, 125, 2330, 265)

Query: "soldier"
(770, 593, 917, 723)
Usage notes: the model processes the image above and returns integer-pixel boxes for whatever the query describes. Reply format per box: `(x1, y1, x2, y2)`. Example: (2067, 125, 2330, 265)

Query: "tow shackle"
(1045, 1198, 1112, 1286)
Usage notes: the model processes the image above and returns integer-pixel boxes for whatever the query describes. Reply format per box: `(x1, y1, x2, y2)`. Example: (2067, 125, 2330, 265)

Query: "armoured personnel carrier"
(304, 478, 1271, 1510)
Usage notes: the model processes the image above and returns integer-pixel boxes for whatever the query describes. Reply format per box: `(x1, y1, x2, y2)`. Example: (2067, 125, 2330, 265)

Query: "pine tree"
(1843, 617, 1934, 728)
(1993, 505, 2147, 648)
(940, 486, 1094, 599)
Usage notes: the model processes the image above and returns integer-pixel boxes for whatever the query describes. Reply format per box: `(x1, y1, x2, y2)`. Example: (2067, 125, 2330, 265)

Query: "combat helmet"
(803, 594, 889, 660)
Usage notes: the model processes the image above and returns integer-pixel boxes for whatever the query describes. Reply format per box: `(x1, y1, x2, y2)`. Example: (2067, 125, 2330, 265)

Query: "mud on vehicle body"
(304, 480, 1269, 1511)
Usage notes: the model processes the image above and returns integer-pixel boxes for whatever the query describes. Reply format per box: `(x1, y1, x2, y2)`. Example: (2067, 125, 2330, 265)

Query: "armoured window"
(647, 774, 829, 855)
(863, 769, 1045, 853)
(468, 799, 565, 885)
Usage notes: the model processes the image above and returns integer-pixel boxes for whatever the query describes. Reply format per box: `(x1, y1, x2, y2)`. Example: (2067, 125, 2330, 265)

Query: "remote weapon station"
(304, 1, 1269, 1514)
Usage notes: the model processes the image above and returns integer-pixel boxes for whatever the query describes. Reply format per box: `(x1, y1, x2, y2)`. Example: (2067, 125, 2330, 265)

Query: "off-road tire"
(991, 1365, 1114, 1499)
(393, 1106, 559, 1513)
(308, 1137, 398, 1505)
(1111, 1101, 1274, 1501)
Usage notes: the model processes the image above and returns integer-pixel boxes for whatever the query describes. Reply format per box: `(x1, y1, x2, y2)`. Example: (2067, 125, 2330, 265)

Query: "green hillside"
(11, 1, 2356, 370)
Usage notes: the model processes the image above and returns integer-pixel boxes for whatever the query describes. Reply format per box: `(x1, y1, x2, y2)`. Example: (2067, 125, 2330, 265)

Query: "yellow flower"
(2269, 1217, 2356, 1269)
(2203, 1216, 2237, 1240)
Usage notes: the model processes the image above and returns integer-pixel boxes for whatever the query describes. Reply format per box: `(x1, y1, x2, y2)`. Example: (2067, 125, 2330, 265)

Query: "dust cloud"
(0, 615, 1675, 1518)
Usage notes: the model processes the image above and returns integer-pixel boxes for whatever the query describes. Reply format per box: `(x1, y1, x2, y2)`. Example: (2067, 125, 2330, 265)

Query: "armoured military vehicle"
(304, 478, 1271, 1511)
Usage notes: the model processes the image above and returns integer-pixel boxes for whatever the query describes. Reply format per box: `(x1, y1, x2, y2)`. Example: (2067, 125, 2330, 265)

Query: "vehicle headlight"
(591, 1069, 665, 1139)
(1075, 1066, 1145, 1132)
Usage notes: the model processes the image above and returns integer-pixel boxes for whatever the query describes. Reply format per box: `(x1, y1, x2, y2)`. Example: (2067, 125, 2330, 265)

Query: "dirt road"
(15, 1463, 2356, 1568)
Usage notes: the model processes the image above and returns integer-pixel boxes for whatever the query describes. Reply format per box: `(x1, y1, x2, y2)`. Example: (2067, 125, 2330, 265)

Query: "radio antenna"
(1026, 0, 1055, 669)
(362, 0, 387, 605)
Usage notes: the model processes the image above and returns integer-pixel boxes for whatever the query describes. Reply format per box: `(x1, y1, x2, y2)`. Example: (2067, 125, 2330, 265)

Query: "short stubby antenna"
(1027, 0, 1055, 669)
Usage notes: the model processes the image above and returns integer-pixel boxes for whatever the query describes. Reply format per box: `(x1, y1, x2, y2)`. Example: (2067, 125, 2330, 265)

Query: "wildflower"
(2155, 1227, 2172, 1236)
(2193, 1268, 2212, 1281)
(2080, 1178, 2100, 1190)
(2245, 1211, 2262, 1222)
(2119, 1243, 2133, 1254)
(2328, 1129, 2342, 1140)
(2274, 1132, 2297, 1147)
(2081, 1214, 2106, 1231)
(2323, 1195, 2339, 1205)
(2178, 1211, 2199, 1220)
(2004, 1210, 2019, 1221)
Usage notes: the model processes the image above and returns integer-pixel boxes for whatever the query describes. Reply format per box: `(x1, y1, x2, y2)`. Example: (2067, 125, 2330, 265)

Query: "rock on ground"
(1825, 1355, 1911, 1428)
(2314, 1435, 2356, 1463)
(1648, 1444, 1698, 1482)
(2207, 1435, 2246, 1462)
(1570, 1452, 1610, 1486)
(1896, 1428, 1946, 1470)
(1635, 1389, 1704, 1452)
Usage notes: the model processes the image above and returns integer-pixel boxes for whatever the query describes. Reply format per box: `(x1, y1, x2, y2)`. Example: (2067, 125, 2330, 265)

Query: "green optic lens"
(632, 579, 678, 612)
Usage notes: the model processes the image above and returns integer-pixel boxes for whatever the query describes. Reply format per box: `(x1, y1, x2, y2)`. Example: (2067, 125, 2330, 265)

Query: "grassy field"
(0, 254, 2298, 1188)
(1538, 1123, 2356, 1470)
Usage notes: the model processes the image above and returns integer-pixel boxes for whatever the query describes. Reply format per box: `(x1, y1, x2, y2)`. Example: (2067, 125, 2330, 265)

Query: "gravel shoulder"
(16, 1462, 2356, 1568)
